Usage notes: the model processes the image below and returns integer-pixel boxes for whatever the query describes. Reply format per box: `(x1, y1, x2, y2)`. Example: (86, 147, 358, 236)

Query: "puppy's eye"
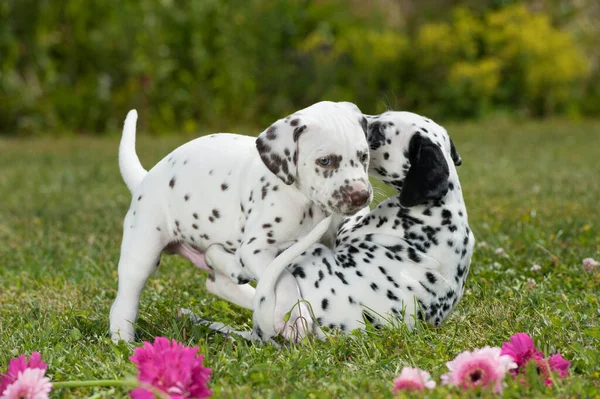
(317, 157, 332, 167)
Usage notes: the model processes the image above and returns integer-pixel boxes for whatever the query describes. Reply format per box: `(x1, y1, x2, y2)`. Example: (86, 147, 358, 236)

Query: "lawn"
(1, 119, 599, 398)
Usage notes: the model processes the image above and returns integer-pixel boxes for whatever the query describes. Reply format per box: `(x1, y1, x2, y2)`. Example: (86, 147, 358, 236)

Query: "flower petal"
(130, 337, 212, 398)
(548, 354, 570, 378)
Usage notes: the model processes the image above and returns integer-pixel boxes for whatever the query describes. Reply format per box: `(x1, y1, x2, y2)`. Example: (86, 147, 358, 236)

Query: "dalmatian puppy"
(251, 111, 474, 341)
(109, 101, 373, 343)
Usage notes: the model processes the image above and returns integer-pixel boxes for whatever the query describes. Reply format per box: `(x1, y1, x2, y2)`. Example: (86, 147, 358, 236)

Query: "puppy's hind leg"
(109, 216, 166, 343)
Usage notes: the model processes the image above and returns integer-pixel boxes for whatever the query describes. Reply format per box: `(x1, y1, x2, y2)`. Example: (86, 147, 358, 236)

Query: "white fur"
(119, 110, 146, 192)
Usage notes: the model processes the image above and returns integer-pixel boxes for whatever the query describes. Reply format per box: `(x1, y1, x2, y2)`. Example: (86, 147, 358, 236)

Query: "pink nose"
(350, 189, 370, 207)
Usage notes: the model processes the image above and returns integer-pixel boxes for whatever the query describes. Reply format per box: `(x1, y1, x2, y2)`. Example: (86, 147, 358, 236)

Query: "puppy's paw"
(275, 301, 314, 343)
(109, 327, 135, 344)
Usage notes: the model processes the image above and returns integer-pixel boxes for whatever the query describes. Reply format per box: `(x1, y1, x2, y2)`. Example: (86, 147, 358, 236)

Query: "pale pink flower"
(1, 368, 52, 399)
(441, 346, 516, 393)
(530, 264, 542, 272)
(477, 241, 488, 249)
(583, 258, 599, 272)
(525, 278, 536, 289)
(129, 337, 211, 399)
(0, 352, 48, 395)
(500, 333, 543, 373)
(494, 248, 505, 255)
(391, 367, 436, 393)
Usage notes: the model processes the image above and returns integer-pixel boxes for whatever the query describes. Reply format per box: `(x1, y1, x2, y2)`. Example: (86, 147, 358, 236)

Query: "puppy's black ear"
(255, 117, 304, 185)
(400, 134, 450, 207)
(450, 137, 462, 166)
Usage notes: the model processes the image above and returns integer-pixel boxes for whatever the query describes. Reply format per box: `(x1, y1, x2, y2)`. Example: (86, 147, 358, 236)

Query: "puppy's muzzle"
(340, 184, 372, 214)
(349, 189, 370, 208)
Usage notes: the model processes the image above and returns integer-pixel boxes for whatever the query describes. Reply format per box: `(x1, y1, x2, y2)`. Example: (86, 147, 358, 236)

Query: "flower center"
(459, 361, 494, 389)
(469, 369, 485, 385)
(470, 369, 483, 383)
(518, 349, 539, 368)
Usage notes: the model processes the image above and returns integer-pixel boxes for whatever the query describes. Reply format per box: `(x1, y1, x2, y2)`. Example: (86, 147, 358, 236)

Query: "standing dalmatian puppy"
(251, 111, 474, 341)
(109, 101, 373, 343)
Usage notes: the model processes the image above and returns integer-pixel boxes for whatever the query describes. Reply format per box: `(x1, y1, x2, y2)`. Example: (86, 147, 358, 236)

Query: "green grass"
(1, 119, 599, 398)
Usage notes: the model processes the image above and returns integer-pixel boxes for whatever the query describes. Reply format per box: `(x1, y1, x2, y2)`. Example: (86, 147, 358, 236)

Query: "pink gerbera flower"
(0, 352, 48, 395)
(129, 337, 212, 399)
(542, 353, 571, 386)
(392, 367, 436, 393)
(441, 346, 516, 393)
(1, 368, 52, 399)
(500, 333, 543, 373)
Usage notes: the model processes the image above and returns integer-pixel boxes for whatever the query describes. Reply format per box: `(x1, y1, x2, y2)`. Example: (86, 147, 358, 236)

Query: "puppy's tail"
(119, 110, 147, 193)
(252, 215, 333, 340)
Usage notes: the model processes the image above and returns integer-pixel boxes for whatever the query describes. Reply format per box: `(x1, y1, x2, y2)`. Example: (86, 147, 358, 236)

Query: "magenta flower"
(526, 355, 570, 387)
(540, 353, 571, 386)
(548, 354, 570, 378)
(441, 346, 516, 393)
(0, 352, 48, 396)
(129, 337, 211, 399)
(392, 367, 436, 393)
(1, 368, 52, 399)
(500, 333, 543, 373)
(501, 333, 571, 386)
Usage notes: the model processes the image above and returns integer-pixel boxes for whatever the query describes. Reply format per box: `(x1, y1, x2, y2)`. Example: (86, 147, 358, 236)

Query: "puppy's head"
(256, 101, 372, 215)
(367, 111, 462, 207)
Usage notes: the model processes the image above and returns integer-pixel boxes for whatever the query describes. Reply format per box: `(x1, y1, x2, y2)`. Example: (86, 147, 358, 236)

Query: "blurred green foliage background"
(1, 0, 598, 135)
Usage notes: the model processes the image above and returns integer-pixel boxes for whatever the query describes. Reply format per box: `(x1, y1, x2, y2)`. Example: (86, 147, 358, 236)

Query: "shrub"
(0, 1, 594, 135)
(484, 4, 589, 116)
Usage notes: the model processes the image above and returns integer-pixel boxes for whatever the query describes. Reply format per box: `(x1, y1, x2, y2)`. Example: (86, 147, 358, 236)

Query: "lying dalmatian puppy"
(109, 101, 373, 343)
(251, 111, 474, 341)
